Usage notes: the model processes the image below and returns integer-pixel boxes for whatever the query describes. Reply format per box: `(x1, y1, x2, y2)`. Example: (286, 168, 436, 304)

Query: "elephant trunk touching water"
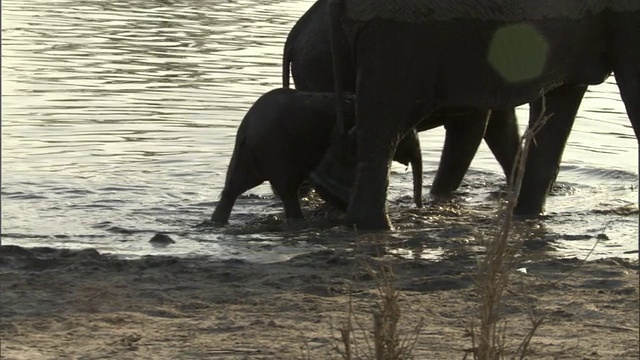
(312, 0, 640, 230)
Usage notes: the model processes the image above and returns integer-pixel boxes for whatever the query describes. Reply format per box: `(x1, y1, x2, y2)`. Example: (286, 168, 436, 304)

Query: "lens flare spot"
(488, 24, 548, 82)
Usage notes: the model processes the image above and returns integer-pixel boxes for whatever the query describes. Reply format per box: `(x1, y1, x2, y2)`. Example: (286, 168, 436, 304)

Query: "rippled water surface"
(2, 0, 638, 261)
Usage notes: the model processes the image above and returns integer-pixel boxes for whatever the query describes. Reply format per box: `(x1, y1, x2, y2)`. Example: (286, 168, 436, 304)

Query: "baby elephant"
(211, 88, 423, 225)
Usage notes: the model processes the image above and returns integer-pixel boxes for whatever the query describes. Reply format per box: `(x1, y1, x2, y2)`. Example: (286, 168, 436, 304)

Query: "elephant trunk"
(329, 0, 349, 155)
(410, 141, 423, 208)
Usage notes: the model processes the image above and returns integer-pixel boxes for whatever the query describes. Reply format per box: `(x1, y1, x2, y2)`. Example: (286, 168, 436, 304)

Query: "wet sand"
(1, 236, 638, 359)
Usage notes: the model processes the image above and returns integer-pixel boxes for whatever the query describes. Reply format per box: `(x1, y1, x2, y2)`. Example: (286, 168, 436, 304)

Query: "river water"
(2, 0, 638, 262)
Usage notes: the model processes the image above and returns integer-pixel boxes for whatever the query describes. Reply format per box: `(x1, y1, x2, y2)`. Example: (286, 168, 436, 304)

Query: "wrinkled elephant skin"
(282, 0, 521, 201)
(210, 88, 423, 225)
(316, 0, 640, 230)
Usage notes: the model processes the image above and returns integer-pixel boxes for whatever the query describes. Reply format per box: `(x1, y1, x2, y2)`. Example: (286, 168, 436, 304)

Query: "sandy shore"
(1, 242, 638, 359)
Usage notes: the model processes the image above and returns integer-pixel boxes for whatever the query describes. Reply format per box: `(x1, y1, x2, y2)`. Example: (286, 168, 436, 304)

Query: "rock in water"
(149, 233, 175, 246)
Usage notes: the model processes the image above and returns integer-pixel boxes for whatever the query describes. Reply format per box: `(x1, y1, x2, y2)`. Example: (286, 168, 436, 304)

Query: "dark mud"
(1, 240, 637, 359)
(197, 188, 623, 264)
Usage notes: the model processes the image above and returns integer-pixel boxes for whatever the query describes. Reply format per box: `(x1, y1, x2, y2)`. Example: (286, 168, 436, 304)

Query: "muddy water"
(2, 0, 638, 262)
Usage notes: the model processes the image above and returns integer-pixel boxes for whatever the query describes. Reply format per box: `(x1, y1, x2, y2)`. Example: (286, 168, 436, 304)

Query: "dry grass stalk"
(513, 306, 545, 360)
(332, 286, 377, 360)
(366, 260, 423, 360)
(473, 107, 550, 360)
(334, 245, 423, 360)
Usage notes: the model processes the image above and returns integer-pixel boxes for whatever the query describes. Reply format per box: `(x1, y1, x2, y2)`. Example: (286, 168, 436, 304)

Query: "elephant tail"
(410, 137, 424, 208)
(282, 38, 292, 88)
(283, 10, 307, 89)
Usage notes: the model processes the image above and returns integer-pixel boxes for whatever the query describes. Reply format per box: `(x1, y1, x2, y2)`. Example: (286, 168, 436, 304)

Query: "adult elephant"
(312, 0, 640, 230)
(282, 0, 522, 197)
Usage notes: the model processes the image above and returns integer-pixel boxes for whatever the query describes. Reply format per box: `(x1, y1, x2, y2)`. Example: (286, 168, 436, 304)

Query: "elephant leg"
(273, 181, 312, 200)
(211, 190, 237, 225)
(616, 74, 640, 140)
(407, 131, 424, 208)
(483, 108, 521, 183)
(270, 178, 304, 220)
(611, 7, 640, 140)
(344, 83, 419, 230)
(610, 10, 640, 237)
(315, 19, 432, 230)
(615, 72, 640, 237)
(344, 41, 429, 229)
(430, 109, 490, 194)
(211, 176, 263, 224)
(515, 84, 587, 216)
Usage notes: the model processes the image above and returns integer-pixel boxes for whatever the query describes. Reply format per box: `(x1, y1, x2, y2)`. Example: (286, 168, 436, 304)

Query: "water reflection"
(1, 0, 637, 261)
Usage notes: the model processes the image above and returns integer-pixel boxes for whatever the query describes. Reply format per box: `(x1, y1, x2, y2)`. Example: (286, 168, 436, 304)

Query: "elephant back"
(343, 0, 607, 23)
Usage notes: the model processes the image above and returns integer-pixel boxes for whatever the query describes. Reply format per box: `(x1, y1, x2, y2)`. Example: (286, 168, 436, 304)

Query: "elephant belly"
(421, 18, 609, 110)
(341, 1, 614, 109)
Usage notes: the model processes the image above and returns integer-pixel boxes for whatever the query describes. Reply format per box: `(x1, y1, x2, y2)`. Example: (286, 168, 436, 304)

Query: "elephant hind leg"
(483, 108, 521, 183)
(270, 177, 304, 220)
(430, 109, 490, 195)
(211, 171, 264, 225)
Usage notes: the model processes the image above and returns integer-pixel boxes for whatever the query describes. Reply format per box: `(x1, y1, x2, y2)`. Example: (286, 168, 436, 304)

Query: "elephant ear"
(309, 142, 357, 212)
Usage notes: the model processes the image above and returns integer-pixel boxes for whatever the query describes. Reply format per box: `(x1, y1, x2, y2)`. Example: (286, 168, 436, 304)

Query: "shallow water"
(2, 0, 638, 262)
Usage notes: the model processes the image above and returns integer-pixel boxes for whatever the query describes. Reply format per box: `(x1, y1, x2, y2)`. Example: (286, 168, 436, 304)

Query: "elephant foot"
(209, 209, 231, 226)
(285, 217, 308, 231)
(514, 185, 547, 216)
(513, 196, 545, 216)
(513, 205, 545, 217)
(196, 219, 226, 228)
(345, 208, 393, 231)
(429, 183, 460, 196)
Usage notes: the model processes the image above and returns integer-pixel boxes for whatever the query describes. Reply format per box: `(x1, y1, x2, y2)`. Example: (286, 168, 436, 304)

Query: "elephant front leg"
(345, 101, 412, 230)
(405, 130, 424, 208)
(515, 84, 587, 215)
(431, 109, 490, 194)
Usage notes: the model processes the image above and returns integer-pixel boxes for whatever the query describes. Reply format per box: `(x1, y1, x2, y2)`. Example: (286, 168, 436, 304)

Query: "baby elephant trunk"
(394, 129, 423, 208)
